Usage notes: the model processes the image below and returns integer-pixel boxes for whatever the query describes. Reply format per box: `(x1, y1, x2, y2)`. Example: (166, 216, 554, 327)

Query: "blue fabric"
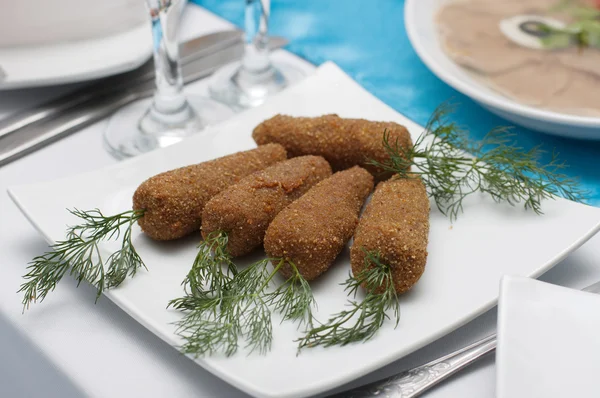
(192, 0, 600, 204)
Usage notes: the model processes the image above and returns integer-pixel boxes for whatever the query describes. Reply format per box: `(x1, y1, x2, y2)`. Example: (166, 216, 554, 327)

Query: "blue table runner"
(193, 0, 600, 204)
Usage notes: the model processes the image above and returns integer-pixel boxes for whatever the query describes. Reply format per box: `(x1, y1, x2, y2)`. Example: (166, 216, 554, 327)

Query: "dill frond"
(297, 250, 399, 349)
(19, 208, 145, 311)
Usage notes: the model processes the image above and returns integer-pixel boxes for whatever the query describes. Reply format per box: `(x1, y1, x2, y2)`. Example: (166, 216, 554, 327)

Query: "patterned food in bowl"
(436, 0, 600, 116)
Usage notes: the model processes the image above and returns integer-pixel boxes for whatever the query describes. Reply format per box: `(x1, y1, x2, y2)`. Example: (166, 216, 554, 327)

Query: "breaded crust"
(264, 166, 374, 281)
(201, 156, 332, 257)
(252, 114, 412, 178)
(350, 176, 430, 294)
(132, 144, 287, 241)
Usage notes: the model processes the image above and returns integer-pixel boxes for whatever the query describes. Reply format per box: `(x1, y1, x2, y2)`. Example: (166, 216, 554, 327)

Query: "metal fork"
(331, 280, 600, 398)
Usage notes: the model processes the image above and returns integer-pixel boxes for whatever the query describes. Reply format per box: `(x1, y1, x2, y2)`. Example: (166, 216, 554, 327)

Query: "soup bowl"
(405, 0, 600, 140)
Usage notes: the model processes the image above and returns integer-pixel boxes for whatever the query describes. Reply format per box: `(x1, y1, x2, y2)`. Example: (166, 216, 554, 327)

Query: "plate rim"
(0, 22, 152, 90)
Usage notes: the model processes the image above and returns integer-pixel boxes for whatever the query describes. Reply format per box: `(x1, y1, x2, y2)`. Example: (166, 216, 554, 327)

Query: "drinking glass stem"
(145, 0, 195, 127)
(239, 0, 274, 79)
(208, 0, 297, 109)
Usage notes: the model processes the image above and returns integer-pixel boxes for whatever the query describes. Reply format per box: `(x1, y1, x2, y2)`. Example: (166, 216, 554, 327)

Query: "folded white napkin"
(497, 275, 600, 398)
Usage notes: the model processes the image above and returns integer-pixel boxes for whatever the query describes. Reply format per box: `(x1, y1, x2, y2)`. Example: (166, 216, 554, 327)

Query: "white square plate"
(8, 62, 600, 398)
(497, 276, 600, 398)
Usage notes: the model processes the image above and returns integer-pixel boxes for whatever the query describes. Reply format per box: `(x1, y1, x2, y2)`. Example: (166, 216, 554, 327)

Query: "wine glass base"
(104, 96, 234, 160)
(209, 60, 306, 110)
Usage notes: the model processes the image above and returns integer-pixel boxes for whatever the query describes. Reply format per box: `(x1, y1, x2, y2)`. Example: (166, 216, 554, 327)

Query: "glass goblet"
(208, 0, 305, 110)
(104, 0, 234, 159)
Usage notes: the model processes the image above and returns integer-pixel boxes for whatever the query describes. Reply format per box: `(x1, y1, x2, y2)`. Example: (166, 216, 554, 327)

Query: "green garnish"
(369, 105, 587, 221)
(297, 250, 399, 349)
(551, 0, 600, 20)
(540, 20, 600, 49)
(19, 208, 145, 311)
(169, 233, 314, 356)
(182, 231, 237, 303)
(540, 29, 575, 49)
(542, 1, 600, 49)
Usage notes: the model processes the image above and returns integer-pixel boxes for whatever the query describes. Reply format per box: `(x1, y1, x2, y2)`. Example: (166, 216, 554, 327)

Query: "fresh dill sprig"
(169, 295, 241, 356)
(368, 104, 587, 221)
(170, 248, 314, 357)
(231, 258, 315, 328)
(266, 261, 315, 326)
(297, 250, 399, 350)
(181, 231, 237, 303)
(169, 231, 241, 355)
(19, 208, 145, 311)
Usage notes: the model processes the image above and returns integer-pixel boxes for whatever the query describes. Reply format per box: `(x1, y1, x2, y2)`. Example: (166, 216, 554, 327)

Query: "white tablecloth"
(2, 5, 600, 397)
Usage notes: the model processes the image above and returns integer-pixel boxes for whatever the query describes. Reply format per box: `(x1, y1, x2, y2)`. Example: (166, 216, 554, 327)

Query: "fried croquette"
(264, 166, 374, 281)
(252, 114, 412, 178)
(350, 176, 430, 294)
(201, 156, 332, 257)
(133, 144, 287, 241)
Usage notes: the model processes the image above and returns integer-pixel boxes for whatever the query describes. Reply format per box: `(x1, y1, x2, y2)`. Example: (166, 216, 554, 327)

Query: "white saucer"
(0, 22, 152, 90)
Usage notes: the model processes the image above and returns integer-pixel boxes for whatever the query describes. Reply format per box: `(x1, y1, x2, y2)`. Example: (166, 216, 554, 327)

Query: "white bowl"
(404, 0, 600, 140)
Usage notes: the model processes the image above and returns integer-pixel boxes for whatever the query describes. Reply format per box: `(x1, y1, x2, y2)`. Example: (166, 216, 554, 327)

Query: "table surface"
(2, 4, 600, 398)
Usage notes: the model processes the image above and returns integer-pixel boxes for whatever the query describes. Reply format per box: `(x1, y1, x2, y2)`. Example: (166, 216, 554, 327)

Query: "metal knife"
(0, 30, 244, 139)
(0, 36, 288, 167)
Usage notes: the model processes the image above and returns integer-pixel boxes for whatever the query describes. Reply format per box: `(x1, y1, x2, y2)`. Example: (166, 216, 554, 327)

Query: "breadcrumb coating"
(264, 166, 374, 281)
(351, 176, 430, 294)
(252, 114, 412, 178)
(132, 144, 287, 241)
(201, 156, 332, 257)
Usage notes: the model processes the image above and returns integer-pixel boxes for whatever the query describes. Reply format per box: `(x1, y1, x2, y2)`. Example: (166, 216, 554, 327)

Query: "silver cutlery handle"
(0, 62, 155, 139)
(0, 30, 242, 140)
(0, 90, 143, 167)
(335, 334, 497, 398)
